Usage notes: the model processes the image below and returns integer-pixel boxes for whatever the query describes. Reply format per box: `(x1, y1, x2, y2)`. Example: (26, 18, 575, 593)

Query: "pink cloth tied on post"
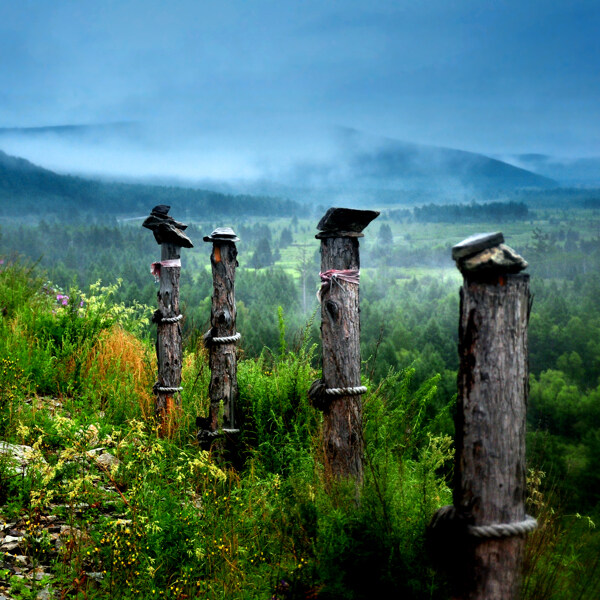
(317, 269, 360, 302)
(150, 258, 181, 281)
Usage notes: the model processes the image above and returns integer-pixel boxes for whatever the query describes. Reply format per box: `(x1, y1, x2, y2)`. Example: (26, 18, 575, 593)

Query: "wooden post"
(142, 205, 193, 433)
(431, 232, 535, 599)
(201, 227, 240, 441)
(309, 207, 379, 481)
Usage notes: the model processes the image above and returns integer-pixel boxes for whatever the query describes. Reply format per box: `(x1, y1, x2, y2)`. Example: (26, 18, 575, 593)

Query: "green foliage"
(411, 201, 529, 223)
(0, 273, 151, 398)
(522, 469, 600, 599)
(313, 369, 453, 599)
(237, 341, 320, 475)
(2, 205, 600, 598)
(0, 149, 301, 220)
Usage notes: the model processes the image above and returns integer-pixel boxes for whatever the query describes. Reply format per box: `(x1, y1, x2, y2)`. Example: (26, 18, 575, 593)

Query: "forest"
(1, 195, 600, 598)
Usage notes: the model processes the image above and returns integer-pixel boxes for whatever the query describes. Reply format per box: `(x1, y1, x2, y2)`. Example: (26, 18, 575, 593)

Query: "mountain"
(0, 124, 559, 212)
(0, 149, 300, 221)
(195, 128, 558, 205)
(502, 153, 600, 186)
(0, 122, 138, 138)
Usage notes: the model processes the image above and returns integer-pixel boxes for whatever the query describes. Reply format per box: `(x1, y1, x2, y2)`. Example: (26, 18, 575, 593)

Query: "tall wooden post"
(202, 228, 240, 436)
(309, 207, 379, 481)
(430, 232, 536, 599)
(143, 205, 193, 432)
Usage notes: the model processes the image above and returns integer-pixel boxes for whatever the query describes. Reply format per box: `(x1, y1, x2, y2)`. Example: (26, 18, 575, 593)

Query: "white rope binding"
(324, 385, 368, 397)
(210, 332, 241, 344)
(155, 386, 183, 393)
(431, 505, 537, 539)
(161, 314, 183, 323)
(468, 515, 538, 539)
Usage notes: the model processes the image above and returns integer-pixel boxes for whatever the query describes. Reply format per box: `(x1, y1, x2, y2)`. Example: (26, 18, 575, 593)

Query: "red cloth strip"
(318, 269, 360, 299)
(150, 258, 181, 279)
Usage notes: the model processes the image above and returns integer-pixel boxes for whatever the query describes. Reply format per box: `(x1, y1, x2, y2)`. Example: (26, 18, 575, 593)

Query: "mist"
(1, 0, 599, 187)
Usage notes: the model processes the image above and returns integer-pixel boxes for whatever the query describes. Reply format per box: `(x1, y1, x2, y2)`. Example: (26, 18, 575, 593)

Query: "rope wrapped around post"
(317, 269, 360, 302)
(203, 331, 241, 347)
(154, 385, 183, 394)
(151, 310, 184, 325)
(308, 379, 368, 411)
(429, 504, 538, 540)
(161, 314, 183, 324)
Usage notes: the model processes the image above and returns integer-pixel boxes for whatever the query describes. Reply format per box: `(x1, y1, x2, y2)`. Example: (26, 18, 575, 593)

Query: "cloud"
(0, 0, 598, 163)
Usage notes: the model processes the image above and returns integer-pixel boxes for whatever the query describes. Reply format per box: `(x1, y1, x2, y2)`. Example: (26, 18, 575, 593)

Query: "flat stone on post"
(203, 227, 240, 243)
(316, 207, 380, 237)
(143, 205, 194, 248)
(451, 232, 504, 260)
(461, 244, 528, 275)
(151, 205, 170, 216)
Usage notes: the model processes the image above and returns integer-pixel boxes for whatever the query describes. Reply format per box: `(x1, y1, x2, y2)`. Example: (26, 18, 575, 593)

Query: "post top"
(452, 231, 528, 276)
(203, 227, 240, 243)
(451, 232, 504, 260)
(317, 207, 380, 234)
(151, 204, 170, 216)
(142, 206, 194, 248)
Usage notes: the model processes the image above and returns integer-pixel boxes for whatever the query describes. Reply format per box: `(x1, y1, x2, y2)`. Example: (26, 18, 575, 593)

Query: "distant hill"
(0, 122, 138, 137)
(0, 150, 300, 221)
(216, 128, 558, 205)
(0, 123, 559, 210)
(503, 153, 600, 186)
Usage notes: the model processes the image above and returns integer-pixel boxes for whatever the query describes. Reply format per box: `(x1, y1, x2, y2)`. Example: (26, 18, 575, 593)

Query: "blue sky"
(0, 0, 598, 177)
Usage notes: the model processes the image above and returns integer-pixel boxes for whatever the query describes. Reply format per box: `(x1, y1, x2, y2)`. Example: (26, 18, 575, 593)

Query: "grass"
(1, 251, 599, 599)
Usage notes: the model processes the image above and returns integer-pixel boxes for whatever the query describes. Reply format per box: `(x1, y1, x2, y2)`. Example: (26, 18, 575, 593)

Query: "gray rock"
(59, 526, 89, 542)
(203, 227, 239, 243)
(317, 207, 380, 233)
(142, 206, 193, 248)
(3, 536, 23, 544)
(0, 443, 46, 475)
(459, 244, 528, 275)
(86, 447, 106, 457)
(0, 535, 23, 554)
(37, 587, 52, 600)
(92, 452, 120, 470)
(452, 232, 505, 260)
(0, 543, 19, 552)
(29, 567, 51, 582)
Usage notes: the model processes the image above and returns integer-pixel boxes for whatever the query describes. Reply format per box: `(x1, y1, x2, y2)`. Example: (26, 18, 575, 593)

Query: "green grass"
(0, 261, 458, 599)
(1, 216, 599, 599)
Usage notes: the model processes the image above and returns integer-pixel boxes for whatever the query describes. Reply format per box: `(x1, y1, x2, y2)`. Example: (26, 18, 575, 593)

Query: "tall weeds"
(1, 262, 599, 599)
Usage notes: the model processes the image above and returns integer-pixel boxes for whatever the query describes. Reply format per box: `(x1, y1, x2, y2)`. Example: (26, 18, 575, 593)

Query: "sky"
(0, 0, 598, 178)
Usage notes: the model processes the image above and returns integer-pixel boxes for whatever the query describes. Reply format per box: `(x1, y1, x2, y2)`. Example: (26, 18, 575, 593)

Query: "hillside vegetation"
(0, 150, 300, 221)
(1, 211, 600, 598)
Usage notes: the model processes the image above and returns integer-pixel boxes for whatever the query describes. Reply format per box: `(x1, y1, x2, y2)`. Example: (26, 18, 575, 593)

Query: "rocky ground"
(1, 399, 123, 600)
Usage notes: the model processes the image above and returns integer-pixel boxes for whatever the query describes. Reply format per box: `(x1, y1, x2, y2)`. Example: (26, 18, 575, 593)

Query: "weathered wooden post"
(199, 227, 240, 445)
(143, 205, 193, 433)
(429, 232, 536, 599)
(309, 207, 379, 481)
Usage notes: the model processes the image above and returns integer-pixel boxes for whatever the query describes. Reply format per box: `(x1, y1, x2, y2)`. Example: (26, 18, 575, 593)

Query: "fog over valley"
(1, 0, 599, 197)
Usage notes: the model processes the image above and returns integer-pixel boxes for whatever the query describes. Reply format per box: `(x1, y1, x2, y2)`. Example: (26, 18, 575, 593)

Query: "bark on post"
(430, 232, 535, 599)
(201, 228, 240, 440)
(142, 205, 193, 434)
(310, 207, 379, 481)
